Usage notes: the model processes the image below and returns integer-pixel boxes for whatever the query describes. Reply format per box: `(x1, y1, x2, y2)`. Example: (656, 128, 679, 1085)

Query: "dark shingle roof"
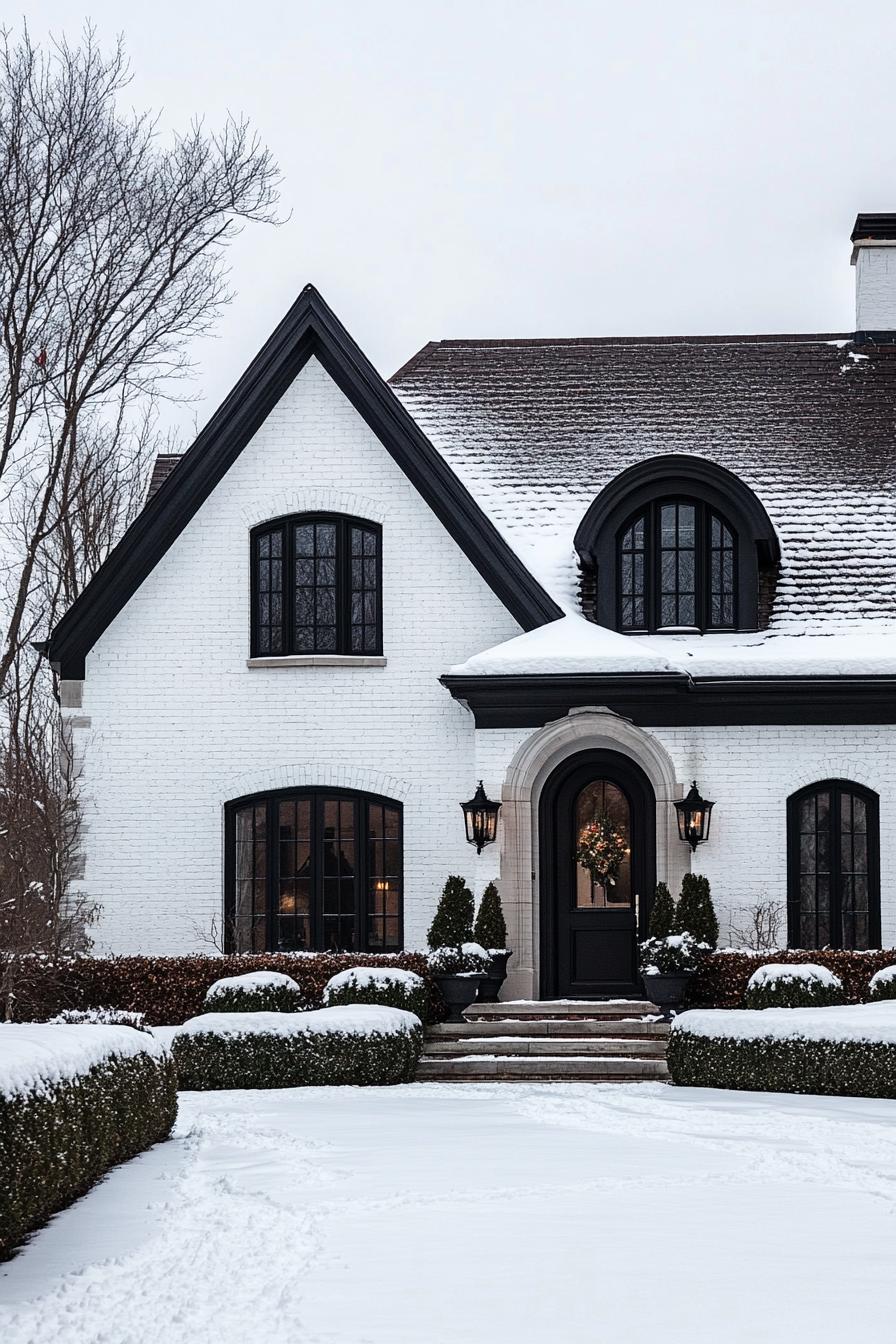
(390, 334, 896, 630)
(146, 454, 183, 501)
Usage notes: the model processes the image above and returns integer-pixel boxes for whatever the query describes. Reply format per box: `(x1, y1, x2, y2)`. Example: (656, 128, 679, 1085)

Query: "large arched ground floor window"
(787, 780, 880, 950)
(225, 788, 402, 954)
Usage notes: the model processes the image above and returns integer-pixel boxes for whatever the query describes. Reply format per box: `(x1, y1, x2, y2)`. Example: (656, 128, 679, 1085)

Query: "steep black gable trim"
(46, 286, 562, 678)
(441, 671, 896, 728)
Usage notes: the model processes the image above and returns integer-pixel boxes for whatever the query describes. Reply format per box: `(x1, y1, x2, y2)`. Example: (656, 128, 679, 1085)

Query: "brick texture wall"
(68, 358, 521, 954)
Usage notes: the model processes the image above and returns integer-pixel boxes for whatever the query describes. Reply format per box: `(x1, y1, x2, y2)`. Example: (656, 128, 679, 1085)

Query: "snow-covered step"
(428, 1018, 670, 1041)
(415, 1055, 669, 1082)
(422, 1036, 668, 1058)
(465, 999, 660, 1022)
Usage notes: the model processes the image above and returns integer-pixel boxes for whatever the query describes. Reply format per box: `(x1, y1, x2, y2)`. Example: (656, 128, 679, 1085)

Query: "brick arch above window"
(574, 455, 780, 633)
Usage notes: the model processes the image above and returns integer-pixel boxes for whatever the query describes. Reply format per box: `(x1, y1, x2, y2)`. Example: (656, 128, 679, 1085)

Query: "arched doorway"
(539, 750, 656, 997)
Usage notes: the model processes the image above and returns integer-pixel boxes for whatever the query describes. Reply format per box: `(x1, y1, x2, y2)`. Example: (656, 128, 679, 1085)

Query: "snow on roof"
(391, 334, 896, 630)
(448, 617, 896, 678)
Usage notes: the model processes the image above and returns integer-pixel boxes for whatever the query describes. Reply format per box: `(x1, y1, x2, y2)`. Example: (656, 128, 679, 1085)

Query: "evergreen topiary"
(648, 882, 675, 938)
(674, 873, 719, 949)
(427, 875, 474, 950)
(473, 882, 508, 951)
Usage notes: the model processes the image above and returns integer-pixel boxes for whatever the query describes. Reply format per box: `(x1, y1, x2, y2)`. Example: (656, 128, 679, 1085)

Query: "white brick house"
(44, 212, 896, 999)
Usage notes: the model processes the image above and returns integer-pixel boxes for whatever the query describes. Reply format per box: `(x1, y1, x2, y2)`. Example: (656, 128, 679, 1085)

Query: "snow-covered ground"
(2, 1083, 895, 1343)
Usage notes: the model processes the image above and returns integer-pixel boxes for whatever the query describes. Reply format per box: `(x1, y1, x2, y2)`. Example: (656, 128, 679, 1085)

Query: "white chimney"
(851, 214, 896, 332)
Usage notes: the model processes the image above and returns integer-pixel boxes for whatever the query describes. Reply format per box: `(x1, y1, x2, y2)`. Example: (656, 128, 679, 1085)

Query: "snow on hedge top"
(747, 963, 842, 989)
(0, 1023, 166, 1101)
(673, 1001, 896, 1045)
(869, 964, 896, 990)
(324, 967, 424, 995)
(205, 970, 300, 999)
(177, 1005, 420, 1040)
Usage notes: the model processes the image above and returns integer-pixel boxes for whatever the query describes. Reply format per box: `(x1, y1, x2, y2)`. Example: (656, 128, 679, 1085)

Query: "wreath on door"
(575, 812, 629, 887)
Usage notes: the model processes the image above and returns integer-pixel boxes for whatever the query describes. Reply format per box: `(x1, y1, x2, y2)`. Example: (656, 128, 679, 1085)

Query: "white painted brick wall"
(474, 722, 896, 954)
(68, 358, 521, 954)
(854, 244, 896, 330)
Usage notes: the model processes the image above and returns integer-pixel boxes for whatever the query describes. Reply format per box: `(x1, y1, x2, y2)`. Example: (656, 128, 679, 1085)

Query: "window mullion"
(337, 519, 348, 655)
(831, 786, 842, 949)
(358, 799, 367, 953)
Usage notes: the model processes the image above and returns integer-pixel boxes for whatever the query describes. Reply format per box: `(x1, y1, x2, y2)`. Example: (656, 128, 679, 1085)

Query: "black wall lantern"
(674, 780, 714, 851)
(461, 781, 501, 854)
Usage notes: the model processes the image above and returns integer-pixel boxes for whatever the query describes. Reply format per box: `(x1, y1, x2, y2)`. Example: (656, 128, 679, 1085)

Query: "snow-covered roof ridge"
(391, 333, 896, 627)
(448, 619, 896, 679)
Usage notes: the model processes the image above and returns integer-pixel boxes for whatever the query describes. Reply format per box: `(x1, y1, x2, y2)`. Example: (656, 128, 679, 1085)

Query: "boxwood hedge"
(172, 1009, 423, 1090)
(742, 964, 845, 1010)
(667, 1029, 896, 1099)
(1, 1047, 177, 1259)
(204, 972, 303, 1014)
(323, 968, 428, 1021)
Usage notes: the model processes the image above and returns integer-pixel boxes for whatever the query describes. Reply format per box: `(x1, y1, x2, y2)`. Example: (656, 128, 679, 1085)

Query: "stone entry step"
(423, 1036, 668, 1058)
(428, 1019, 670, 1041)
(465, 999, 661, 1022)
(416, 1055, 669, 1083)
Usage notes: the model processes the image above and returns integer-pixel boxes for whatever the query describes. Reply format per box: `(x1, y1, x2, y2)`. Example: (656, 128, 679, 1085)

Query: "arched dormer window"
(250, 514, 382, 657)
(574, 455, 779, 634)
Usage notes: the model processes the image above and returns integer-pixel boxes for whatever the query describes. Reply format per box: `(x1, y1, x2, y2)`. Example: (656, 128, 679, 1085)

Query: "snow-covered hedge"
(48, 1007, 149, 1031)
(668, 1003, 896, 1098)
(686, 949, 896, 1010)
(0, 1025, 177, 1259)
(203, 970, 303, 1014)
(743, 963, 845, 1010)
(868, 965, 896, 1002)
(171, 1005, 423, 1090)
(323, 967, 428, 1020)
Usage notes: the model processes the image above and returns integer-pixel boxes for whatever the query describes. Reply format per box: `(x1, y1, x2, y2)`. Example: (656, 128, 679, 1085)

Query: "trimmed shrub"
(3, 951, 435, 1026)
(1, 1027, 177, 1258)
(639, 932, 702, 975)
(668, 1027, 896, 1099)
(172, 1005, 422, 1089)
(648, 882, 675, 938)
(427, 875, 474, 950)
(743, 963, 845, 1010)
(869, 965, 896, 1002)
(323, 967, 428, 1021)
(473, 882, 508, 951)
(687, 948, 896, 1010)
(48, 1007, 149, 1031)
(204, 970, 302, 1014)
(674, 874, 719, 949)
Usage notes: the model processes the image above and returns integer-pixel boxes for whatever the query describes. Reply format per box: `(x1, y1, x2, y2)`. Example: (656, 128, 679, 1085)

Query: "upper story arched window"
(618, 498, 736, 632)
(574, 455, 780, 634)
(251, 513, 382, 657)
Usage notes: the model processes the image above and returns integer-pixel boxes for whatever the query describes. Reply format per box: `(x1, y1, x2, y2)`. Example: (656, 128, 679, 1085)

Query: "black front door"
(540, 751, 656, 998)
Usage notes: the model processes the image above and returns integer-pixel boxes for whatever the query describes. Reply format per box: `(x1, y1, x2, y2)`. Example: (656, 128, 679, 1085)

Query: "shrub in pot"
(743, 963, 845, 1010)
(427, 943, 490, 1022)
(473, 882, 511, 1002)
(648, 882, 675, 938)
(674, 873, 719, 949)
(640, 932, 703, 1018)
(869, 965, 896, 1002)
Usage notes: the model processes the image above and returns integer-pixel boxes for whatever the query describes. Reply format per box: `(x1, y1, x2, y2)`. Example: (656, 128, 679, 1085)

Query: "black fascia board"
(46, 285, 562, 679)
(441, 671, 896, 728)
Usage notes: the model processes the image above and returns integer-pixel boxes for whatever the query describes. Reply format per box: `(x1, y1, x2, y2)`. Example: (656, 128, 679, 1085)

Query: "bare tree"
(728, 898, 785, 952)
(0, 23, 281, 1012)
(0, 23, 281, 689)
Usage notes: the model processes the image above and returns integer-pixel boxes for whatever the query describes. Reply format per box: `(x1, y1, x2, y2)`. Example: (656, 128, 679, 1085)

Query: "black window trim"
(250, 511, 383, 658)
(786, 778, 881, 950)
(224, 785, 404, 954)
(574, 454, 780, 635)
(616, 496, 739, 634)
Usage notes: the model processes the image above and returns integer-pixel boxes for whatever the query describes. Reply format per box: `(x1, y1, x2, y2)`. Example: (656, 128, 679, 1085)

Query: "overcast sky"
(31, 0, 896, 432)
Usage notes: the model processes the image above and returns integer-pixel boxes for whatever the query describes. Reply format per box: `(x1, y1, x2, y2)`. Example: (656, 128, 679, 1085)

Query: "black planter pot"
(435, 973, 486, 1023)
(477, 951, 512, 1003)
(641, 970, 694, 1020)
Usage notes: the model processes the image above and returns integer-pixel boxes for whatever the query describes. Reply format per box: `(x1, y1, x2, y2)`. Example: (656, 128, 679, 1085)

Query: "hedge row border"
(667, 1030, 896, 1099)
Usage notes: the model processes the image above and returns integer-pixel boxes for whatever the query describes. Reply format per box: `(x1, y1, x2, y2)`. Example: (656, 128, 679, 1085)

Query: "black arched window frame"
(616, 497, 738, 633)
(224, 787, 403, 954)
(786, 779, 880, 950)
(250, 513, 382, 657)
